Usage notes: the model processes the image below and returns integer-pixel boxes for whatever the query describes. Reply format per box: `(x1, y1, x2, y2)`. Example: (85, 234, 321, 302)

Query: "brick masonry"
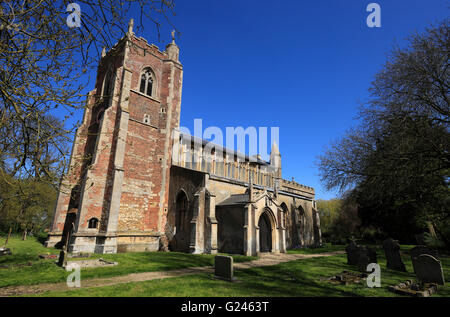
(46, 21, 322, 256)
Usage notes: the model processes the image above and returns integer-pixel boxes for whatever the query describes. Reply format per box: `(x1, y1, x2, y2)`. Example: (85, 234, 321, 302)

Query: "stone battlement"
(281, 179, 315, 195)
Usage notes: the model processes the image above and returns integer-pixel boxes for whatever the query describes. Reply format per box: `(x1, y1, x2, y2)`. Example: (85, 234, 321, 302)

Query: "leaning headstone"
(357, 247, 378, 272)
(383, 238, 406, 272)
(410, 245, 439, 274)
(214, 255, 234, 282)
(413, 254, 445, 285)
(410, 245, 439, 260)
(346, 239, 377, 270)
(357, 252, 370, 272)
(345, 241, 360, 266)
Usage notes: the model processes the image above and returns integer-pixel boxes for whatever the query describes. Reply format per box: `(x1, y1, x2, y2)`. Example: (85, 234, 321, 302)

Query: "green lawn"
(31, 245, 450, 297)
(0, 236, 255, 288)
(287, 243, 346, 254)
(2, 236, 449, 297)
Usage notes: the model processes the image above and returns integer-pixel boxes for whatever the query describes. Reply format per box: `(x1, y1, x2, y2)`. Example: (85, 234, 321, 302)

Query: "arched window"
(139, 68, 154, 96)
(103, 73, 112, 97)
(88, 218, 99, 229)
(102, 70, 113, 105)
(280, 203, 289, 229)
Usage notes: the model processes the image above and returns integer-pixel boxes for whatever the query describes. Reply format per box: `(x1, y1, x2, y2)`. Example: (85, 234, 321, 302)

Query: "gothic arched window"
(103, 73, 112, 97)
(139, 68, 154, 97)
(102, 70, 113, 107)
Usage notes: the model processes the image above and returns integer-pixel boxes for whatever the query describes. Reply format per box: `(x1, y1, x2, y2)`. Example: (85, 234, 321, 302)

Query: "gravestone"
(410, 245, 439, 260)
(410, 245, 439, 274)
(357, 247, 378, 272)
(346, 240, 377, 271)
(345, 241, 360, 266)
(357, 252, 370, 272)
(383, 238, 406, 272)
(214, 255, 234, 281)
(412, 254, 445, 285)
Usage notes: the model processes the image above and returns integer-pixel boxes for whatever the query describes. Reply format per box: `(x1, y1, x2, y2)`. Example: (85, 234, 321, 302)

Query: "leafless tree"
(0, 0, 177, 186)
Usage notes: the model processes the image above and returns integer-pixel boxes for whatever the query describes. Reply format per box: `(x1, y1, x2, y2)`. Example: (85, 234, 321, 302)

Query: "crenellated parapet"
(280, 179, 315, 197)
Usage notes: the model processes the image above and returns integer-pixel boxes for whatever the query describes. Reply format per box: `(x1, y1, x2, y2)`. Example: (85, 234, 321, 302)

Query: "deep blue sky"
(74, 0, 449, 200)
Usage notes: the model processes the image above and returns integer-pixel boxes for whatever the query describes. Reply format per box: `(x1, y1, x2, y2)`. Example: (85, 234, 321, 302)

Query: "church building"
(46, 20, 322, 256)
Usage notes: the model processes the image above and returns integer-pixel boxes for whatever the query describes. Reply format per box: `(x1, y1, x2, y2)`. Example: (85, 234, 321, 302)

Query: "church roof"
(179, 133, 270, 166)
(217, 194, 250, 206)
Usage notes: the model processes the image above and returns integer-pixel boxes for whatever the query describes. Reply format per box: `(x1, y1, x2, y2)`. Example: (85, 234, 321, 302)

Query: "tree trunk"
(4, 227, 12, 247)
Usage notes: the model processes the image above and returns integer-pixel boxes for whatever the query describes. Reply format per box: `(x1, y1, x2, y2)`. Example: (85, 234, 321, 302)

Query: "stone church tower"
(46, 20, 183, 253)
(47, 20, 322, 255)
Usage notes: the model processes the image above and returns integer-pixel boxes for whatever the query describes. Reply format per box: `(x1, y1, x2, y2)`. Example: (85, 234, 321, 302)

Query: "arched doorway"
(258, 211, 272, 253)
(169, 190, 192, 252)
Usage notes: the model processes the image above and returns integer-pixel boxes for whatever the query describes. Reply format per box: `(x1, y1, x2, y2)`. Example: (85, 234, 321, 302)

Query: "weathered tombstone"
(345, 241, 360, 265)
(214, 255, 234, 281)
(410, 245, 439, 260)
(413, 254, 445, 285)
(357, 247, 377, 272)
(357, 252, 370, 272)
(383, 238, 406, 272)
(347, 239, 377, 270)
(410, 245, 439, 274)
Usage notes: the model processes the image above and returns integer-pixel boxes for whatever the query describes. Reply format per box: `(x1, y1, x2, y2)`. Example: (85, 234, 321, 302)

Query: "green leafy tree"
(316, 199, 342, 234)
(0, 173, 56, 238)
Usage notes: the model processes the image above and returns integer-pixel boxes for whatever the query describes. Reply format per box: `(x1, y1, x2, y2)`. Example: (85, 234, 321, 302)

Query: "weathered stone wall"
(277, 194, 316, 248)
(47, 41, 127, 247)
(47, 28, 319, 255)
(207, 177, 247, 203)
(47, 32, 183, 252)
(166, 166, 205, 248)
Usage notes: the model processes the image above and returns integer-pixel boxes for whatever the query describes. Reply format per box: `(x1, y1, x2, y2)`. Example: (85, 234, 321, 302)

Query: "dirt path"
(0, 251, 344, 296)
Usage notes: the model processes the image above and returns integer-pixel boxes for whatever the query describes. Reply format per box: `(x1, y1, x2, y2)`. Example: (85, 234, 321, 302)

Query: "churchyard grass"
(30, 244, 450, 297)
(0, 236, 256, 288)
(2, 237, 448, 297)
(287, 243, 345, 254)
